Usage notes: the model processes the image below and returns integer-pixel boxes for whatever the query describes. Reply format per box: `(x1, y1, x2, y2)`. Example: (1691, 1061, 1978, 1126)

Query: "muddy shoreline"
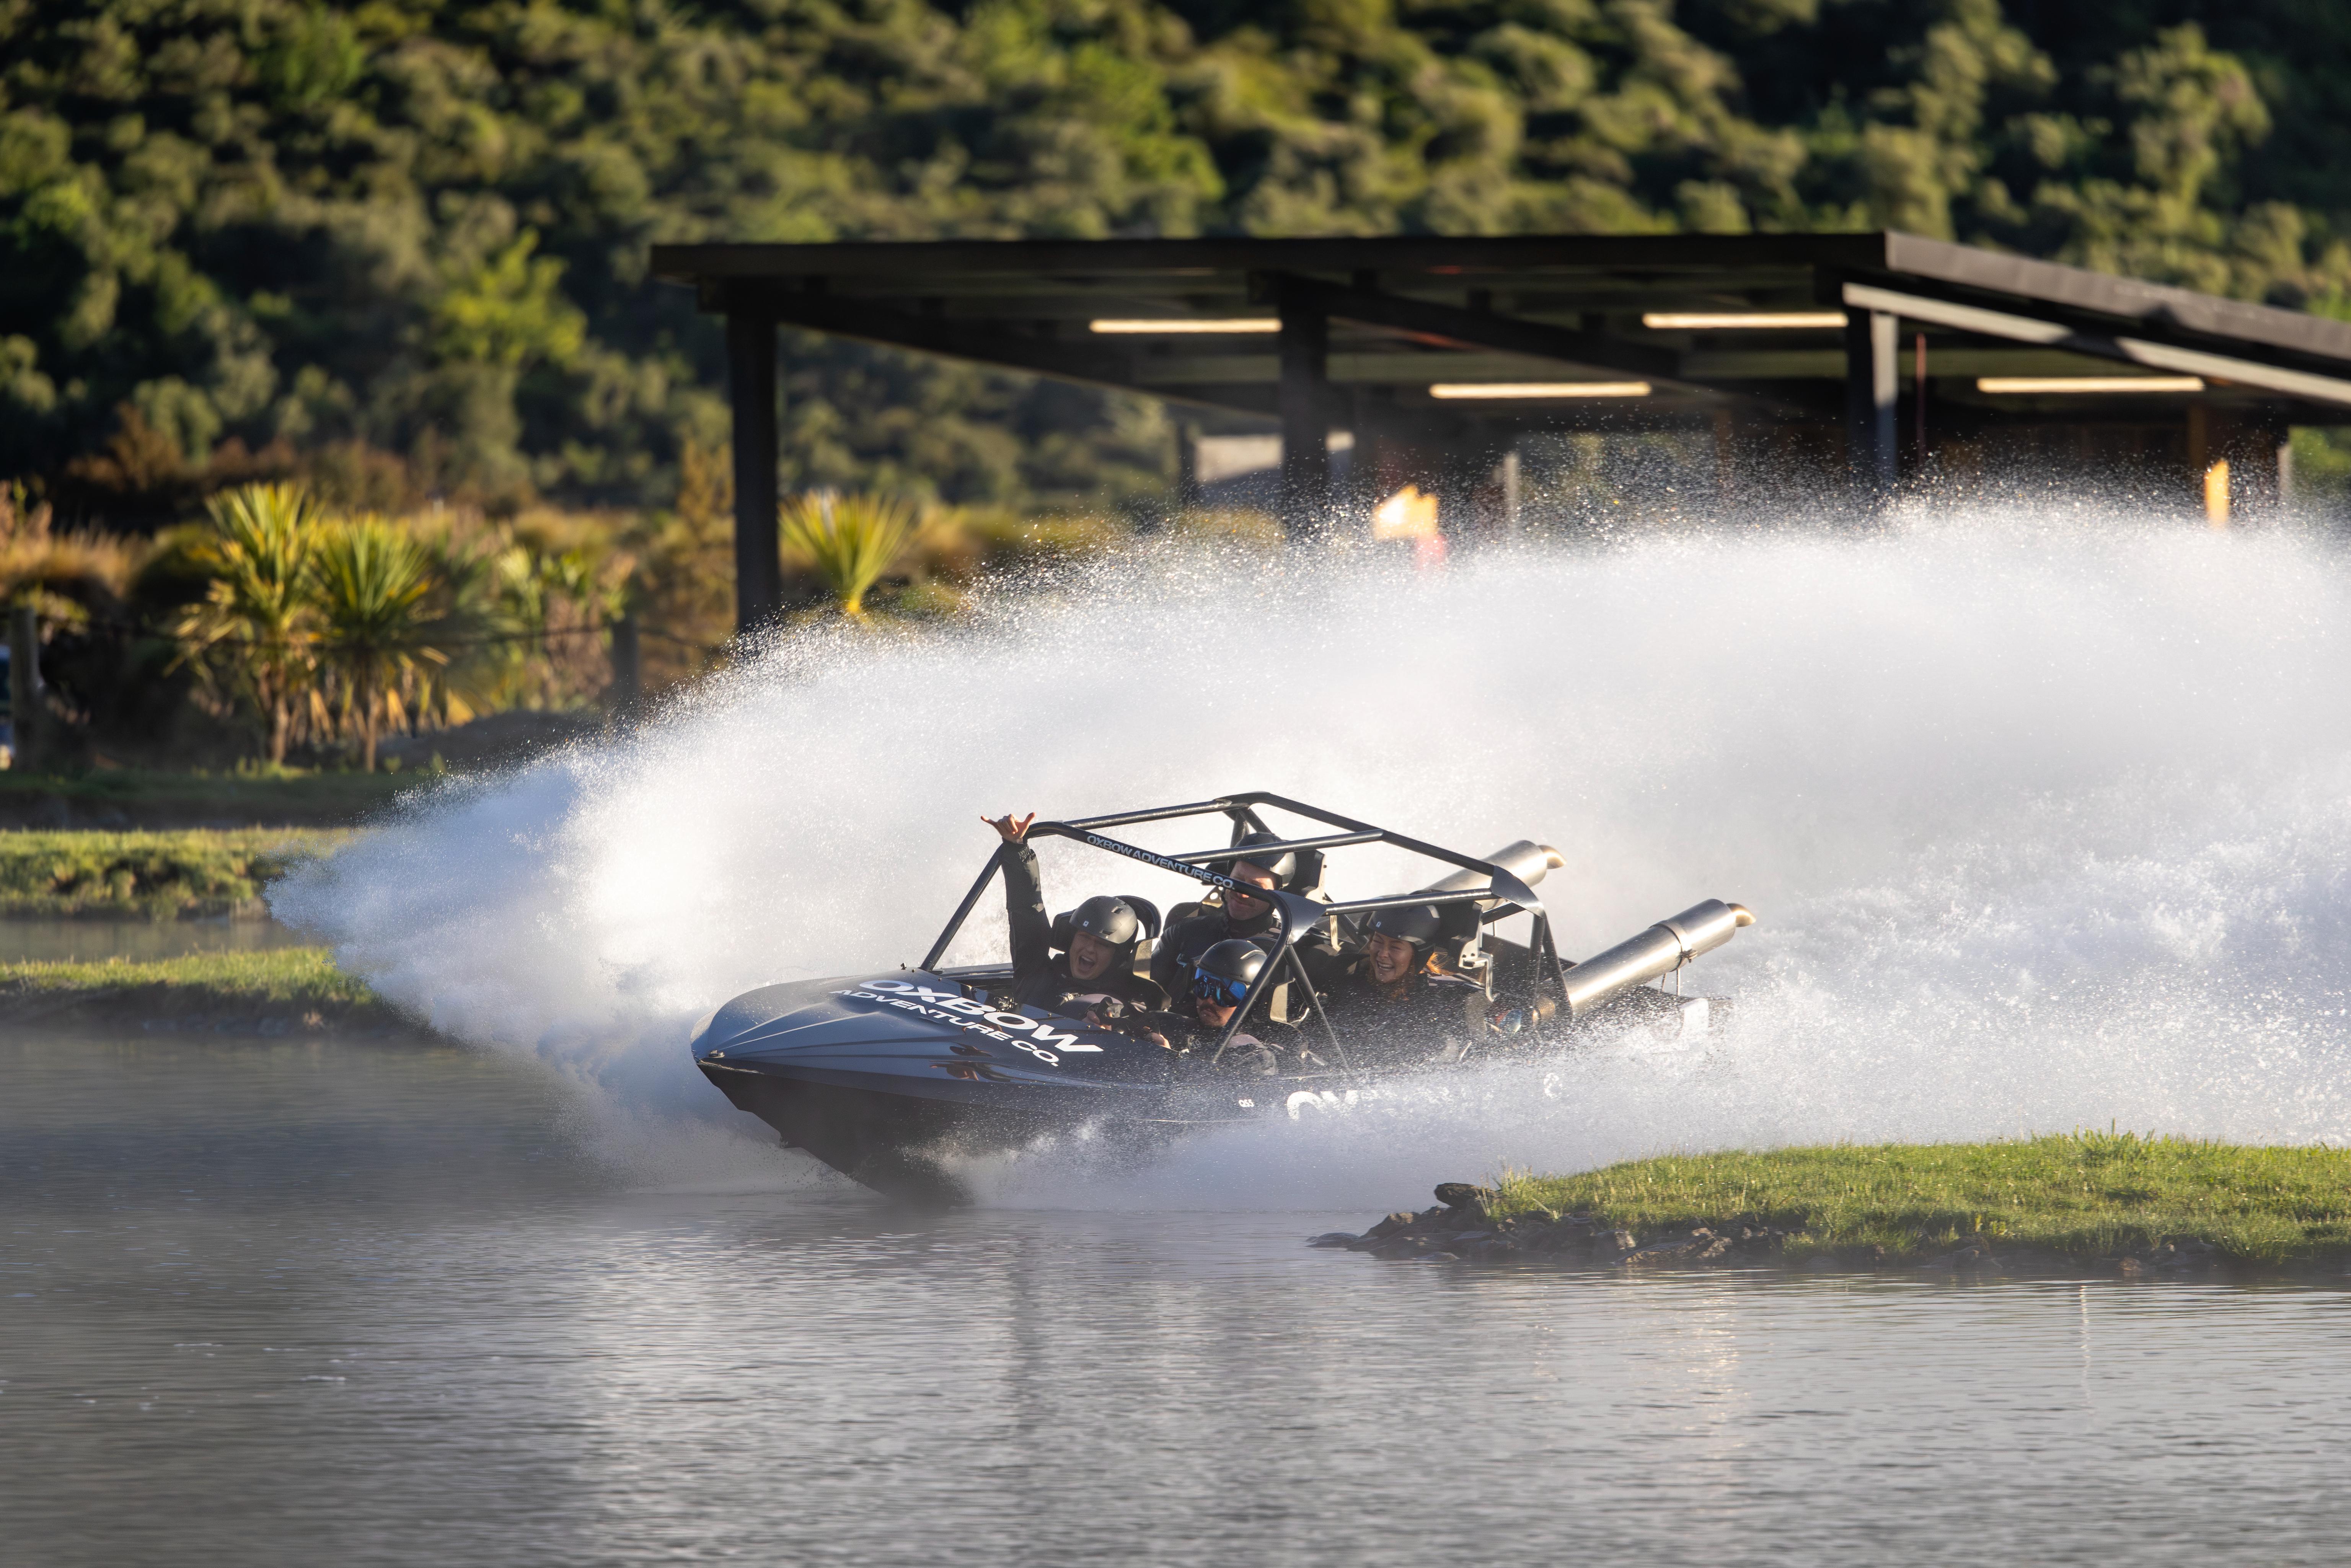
(1316, 1183, 2340, 1280)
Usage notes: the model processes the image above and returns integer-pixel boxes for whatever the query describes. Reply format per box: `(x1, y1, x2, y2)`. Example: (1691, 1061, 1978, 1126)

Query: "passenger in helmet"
(986, 812, 1168, 1019)
(1127, 939, 1309, 1074)
(1149, 830, 1346, 998)
(1321, 902, 1492, 1063)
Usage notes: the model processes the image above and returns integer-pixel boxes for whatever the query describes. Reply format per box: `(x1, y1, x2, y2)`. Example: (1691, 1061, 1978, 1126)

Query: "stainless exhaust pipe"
(1420, 840, 1564, 906)
(1561, 900, 1755, 1019)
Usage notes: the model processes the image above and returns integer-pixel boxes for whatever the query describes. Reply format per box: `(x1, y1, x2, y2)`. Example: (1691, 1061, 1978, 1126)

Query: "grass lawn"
(1492, 1135, 2351, 1265)
(0, 828, 349, 918)
(0, 946, 407, 1032)
(0, 766, 421, 828)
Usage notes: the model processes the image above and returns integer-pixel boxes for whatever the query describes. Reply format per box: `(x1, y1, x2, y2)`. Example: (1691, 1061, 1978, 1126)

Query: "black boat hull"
(691, 969, 1724, 1202)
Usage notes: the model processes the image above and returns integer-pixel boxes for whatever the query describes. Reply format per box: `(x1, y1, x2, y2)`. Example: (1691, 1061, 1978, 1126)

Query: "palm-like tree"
(173, 483, 320, 764)
(310, 516, 442, 771)
(779, 491, 918, 619)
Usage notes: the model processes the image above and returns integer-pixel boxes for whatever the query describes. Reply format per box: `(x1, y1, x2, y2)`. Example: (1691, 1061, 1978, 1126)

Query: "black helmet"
(1191, 938, 1267, 1009)
(1227, 831, 1297, 889)
(1366, 903, 1443, 950)
(1066, 894, 1141, 951)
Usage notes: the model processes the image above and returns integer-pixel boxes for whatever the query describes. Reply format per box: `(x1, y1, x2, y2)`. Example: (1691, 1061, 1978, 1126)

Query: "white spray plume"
(271, 505, 2351, 1206)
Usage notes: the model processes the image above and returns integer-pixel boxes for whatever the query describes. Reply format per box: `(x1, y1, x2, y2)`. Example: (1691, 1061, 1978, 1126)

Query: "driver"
(1151, 831, 1346, 998)
(986, 812, 1168, 1019)
(1130, 939, 1311, 1075)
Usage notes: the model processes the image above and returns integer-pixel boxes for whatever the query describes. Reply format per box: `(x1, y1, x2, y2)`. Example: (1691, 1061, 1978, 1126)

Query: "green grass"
(0, 828, 350, 918)
(1490, 1135, 2351, 1265)
(0, 946, 405, 1032)
(0, 766, 419, 828)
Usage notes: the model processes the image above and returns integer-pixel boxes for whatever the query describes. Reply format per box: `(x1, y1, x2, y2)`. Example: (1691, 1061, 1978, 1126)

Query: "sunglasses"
(1191, 970, 1254, 1007)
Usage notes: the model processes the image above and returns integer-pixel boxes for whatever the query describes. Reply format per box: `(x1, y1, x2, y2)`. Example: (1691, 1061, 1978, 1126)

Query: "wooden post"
(607, 612, 641, 722)
(1174, 419, 1199, 508)
(9, 606, 39, 771)
(1844, 308, 1898, 495)
(727, 307, 782, 634)
(1912, 331, 1928, 474)
(1277, 292, 1330, 536)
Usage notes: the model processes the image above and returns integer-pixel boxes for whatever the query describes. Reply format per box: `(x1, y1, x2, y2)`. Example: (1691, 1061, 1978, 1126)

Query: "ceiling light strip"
(1978, 376, 2205, 394)
(1642, 312, 1849, 330)
(1428, 381, 1652, 399)
(1088, 318, 1281, 334)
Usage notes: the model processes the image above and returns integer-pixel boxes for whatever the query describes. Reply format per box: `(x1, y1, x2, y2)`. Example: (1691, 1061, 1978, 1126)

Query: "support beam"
(727, 308, 783, 634)
(1269, 275, 1731, 400)
(1842, 281, 2351, 410)
(1278, 293, 1330, 533)
(1845, 308, 1898, 492)
(751, 289, 1274, 419)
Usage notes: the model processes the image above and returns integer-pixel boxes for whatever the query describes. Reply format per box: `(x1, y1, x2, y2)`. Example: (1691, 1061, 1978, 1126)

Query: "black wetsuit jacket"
(1149, 900, 1349, 999)
(1320, 967, 1488, 1062)
(1121, 1004, 1301, 1075)
(1001, 842, 1168, 1018)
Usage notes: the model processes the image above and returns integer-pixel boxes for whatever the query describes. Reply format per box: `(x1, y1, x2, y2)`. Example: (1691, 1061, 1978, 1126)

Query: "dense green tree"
(2, 0, 2343, 523)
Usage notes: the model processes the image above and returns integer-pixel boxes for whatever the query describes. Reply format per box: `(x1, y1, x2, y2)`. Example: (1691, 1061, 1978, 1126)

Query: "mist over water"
(271, 502, 2351, 1207)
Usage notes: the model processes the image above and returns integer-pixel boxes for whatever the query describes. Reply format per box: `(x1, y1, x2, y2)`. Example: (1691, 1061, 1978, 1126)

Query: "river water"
(8, 1030, 2351, 1567)
(0, 917, 310, 965)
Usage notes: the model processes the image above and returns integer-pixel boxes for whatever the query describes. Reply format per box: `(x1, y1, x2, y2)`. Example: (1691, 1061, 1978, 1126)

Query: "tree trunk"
(361, 695, 378, 772)
(268, 698, 288, 766)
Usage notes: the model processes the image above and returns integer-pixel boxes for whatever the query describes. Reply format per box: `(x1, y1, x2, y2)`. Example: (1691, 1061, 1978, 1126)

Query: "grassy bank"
(0, 768, 418, 829)
(1490, 1136, 2351, 1266)
(0, 829, 349, 919)
(0, 947, 413, 1035)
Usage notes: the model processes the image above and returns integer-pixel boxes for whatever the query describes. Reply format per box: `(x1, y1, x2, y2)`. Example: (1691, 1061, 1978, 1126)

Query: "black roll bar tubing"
(1234, 791, 1518, 882)
(1171, 830, 1383, 864)
(920, 843, 1011, 973)
(918, 794, 1555, 1015)
(1063, 790, 1521, 889)
(920, 817, 1307, 979)
(1062, 797, 1239, 832)
(1534, 910, 1575, 998)
(1206, 897, 1299, 1068)
(1326, 889, 1521, 914)
(1031, 820, 1316, 1069)
(1286, 944, 1353, 1074)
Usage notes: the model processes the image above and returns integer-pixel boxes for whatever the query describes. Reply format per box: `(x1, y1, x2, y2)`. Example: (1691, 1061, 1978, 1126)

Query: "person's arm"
(1148, 916, 1194, 994)
(986, 813, 1051, 990)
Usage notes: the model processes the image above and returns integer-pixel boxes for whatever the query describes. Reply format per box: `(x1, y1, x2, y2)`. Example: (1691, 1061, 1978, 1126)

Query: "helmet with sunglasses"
(1190, 938, 1268, 1009)
(1225, 831, 1298, 890)
(1365, 902, 1443, 951)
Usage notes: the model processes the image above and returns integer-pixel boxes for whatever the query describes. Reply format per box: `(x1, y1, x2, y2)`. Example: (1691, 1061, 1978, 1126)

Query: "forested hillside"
(5, 0, 2346, 522)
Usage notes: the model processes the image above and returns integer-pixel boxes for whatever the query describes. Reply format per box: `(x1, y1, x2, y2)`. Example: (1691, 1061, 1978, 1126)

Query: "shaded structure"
(650, 233, 2351, 631)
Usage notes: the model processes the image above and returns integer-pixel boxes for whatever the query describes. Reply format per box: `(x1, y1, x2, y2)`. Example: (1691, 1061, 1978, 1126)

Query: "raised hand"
(984, 811, 1036, 844)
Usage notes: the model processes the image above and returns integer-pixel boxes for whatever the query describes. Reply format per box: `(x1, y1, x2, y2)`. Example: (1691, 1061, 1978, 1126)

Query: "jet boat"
(691, 792, 1753, 1201)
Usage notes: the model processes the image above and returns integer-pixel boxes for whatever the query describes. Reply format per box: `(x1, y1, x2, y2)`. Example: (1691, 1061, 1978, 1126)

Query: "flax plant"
(778, 491, 918, 619)
(173, 483, 321, 764)
(309, 516, 443, 771)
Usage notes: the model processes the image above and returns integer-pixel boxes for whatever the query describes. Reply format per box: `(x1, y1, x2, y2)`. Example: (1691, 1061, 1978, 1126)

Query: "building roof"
(650, 231, 2350, 428)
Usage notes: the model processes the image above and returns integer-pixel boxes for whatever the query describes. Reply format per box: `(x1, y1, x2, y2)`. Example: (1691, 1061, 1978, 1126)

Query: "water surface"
(6, 1032, 2349, 1566)
(0, 917, 310, 965)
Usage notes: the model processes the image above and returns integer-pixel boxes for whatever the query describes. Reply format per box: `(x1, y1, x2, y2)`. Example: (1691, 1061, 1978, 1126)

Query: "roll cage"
(919, 791, 1574, 1069)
